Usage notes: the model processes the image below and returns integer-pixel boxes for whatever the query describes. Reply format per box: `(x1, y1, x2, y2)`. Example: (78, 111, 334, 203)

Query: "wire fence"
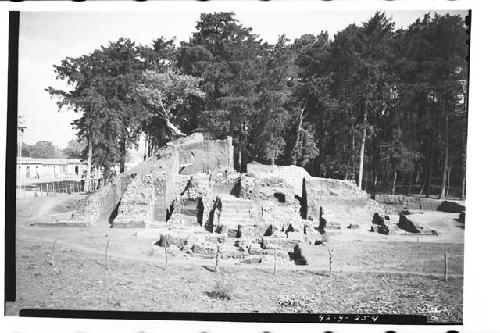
(16, 179, 103, 197)
(41, 235, 464, 282)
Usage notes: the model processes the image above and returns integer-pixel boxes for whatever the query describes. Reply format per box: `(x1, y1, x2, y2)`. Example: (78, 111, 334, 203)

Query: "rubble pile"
(62, 133, 436, 265)
(398, 215, 439, 235)
(306, 177, 385, 230)
(370, 212, 400, 235)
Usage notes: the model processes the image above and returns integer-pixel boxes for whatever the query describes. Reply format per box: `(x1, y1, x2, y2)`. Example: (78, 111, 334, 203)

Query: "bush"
(206, 278, 234, 300)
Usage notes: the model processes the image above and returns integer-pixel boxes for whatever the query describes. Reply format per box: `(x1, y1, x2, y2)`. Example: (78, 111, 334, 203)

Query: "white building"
(17, 157, 86, 182)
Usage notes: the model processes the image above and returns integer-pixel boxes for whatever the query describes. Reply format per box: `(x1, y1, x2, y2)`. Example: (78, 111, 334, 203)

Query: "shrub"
(206, 278, 234, 300)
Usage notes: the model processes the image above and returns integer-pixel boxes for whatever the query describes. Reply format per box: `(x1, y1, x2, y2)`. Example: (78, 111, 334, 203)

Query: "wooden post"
(105, 240, 110, 271)
(50, 239, 58, 266)
(163, 243, 168, 269)
(273, 248, 277, 275)
(444, 252, 448, 282)
(215, 245, 220, 273)
(329, 249, 334, 277)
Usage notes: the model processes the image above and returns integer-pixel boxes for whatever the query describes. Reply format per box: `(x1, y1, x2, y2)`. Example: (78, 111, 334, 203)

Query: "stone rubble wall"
(113, 145, 179, 227)
(374, 194, 443, 213)
(305, 177, 384, 229)
(246, 161, 311, 197)
(69, 173, 132, 225)
(178, 137, 234, 175)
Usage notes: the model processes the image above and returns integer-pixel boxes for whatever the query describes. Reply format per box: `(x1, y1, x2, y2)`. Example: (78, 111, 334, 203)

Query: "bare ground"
(6, 194, 464, 323)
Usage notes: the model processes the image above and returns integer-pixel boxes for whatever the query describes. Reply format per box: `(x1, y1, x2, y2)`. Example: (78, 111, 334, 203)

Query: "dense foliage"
(47, 12, 468, 198)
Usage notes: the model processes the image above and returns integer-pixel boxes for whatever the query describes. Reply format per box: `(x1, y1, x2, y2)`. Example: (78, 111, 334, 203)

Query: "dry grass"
(8, 196, 463, 323)
(6, 237, 462, 323)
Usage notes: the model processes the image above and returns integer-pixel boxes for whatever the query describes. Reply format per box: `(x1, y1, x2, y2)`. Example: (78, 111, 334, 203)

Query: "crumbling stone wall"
(178, 137, 234, 175)
(246, 161, 310, 197)
(374, 194, 443, 213)
(305, 177, 383, 229)
(240, 175, 296, 203)
(112, 145, 179, 227)
(171, 172, 213, 227)
(239, 174, 302, 234)
(209, 170, 240, 196)
(69, 172, 132, 225)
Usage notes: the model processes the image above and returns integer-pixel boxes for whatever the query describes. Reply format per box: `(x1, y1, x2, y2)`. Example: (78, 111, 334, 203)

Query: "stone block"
(112, 220, 146, 228)
(438, 201, 466, 213)
(286, 231, 305, 241)
(241, 256, 262, 264)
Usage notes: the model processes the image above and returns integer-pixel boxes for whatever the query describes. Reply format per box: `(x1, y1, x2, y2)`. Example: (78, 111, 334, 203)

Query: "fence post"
(164, 243, 168, 269)
(50, 239, 58, 266)
(105, 240, 110, 271)
(444, 252, 448, 282)
(274, 248, 278, 275)
(329, 249, 334, 277)
(215, 245, 220, 273)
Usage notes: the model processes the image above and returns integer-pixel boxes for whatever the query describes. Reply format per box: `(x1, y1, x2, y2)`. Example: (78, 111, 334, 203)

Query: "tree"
(393, 13, 468, 197)
(48, 38, 147, 179)
(47, 46, 109, 188)
(178, 12, 266, 171)
(22, 141, 64, 159)
(255, 35, 297, 165)
(135, 69, 205, 152)
(63, 138, 86, 159)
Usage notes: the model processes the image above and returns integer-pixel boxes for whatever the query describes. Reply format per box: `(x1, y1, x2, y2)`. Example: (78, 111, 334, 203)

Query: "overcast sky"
(18, 9, 467, 148)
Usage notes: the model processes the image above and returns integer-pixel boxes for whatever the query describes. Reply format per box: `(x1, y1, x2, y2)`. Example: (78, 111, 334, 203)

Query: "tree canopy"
(47, 11, 469, 198)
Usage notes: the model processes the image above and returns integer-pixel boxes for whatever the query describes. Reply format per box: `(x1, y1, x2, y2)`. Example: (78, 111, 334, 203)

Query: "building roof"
(17, 157, 83, 165)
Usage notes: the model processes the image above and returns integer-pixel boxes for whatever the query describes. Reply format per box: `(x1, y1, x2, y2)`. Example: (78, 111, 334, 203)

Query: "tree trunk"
(291, 106, 305, 166)
(425, 145, 434, 198)
(407, 172, 412, 196)
(351, 124, 356, 181)
(238, 122, 243, 172)
(439, 105, 449, 199)
(358, 108, 368, 189)
(391, 170, 397, 195)
(446, 166, 451, 197)
(461, 90, 468, 200)
(84, 138, 92, 192)
(119, 138, 126, 173)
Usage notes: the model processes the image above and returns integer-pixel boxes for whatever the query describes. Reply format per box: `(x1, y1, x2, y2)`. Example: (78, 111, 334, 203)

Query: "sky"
(18, 9, 467, 149)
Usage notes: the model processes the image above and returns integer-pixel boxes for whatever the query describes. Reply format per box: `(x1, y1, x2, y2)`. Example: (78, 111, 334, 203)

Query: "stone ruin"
(65, 133, 435, 263)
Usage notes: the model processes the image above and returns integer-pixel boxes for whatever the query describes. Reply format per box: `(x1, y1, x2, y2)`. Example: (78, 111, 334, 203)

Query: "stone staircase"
(218, 195, 254, 228)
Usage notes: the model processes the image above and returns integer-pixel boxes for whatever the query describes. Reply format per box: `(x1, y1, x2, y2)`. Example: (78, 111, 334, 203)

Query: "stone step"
(222, 209, 253, 214)
(221, 202, 254, 208)
(220, 197, 253, 203)
(220, 216, 251, 222)
(221, 200, 252, 205)
(218, 218, 252, 224)
(219, 214, 251, 219)
(221, 210, 251, 214)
